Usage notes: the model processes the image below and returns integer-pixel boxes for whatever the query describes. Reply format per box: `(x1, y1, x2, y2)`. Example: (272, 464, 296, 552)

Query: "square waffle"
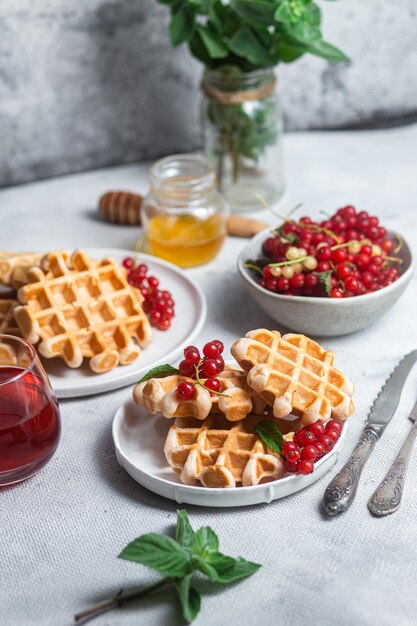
(164, 414, 286, 488)
(231, 329, 354, 424)
(133, 365, 267, 421)
(14, 249, 153, 373)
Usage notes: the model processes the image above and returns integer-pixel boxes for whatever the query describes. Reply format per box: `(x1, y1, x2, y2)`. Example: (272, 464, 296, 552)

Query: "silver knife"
(323, 350, 417, 517)
(368, 398, 417, 516)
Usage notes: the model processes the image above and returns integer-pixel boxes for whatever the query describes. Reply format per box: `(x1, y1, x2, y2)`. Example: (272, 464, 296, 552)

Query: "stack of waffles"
(0, 250, 153, 373)
(133, 329, 355, 489)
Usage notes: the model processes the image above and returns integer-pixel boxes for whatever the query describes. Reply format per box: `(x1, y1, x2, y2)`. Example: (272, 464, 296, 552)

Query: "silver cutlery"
(368, 398, 417, 516)
(323, 350, 417, 517)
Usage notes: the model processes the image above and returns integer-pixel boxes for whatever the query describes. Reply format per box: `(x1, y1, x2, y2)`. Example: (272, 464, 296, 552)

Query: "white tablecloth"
(1, 125, 417, 626)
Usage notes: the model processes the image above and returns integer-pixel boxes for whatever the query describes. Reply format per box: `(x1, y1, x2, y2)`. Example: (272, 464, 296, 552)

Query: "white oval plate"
(43, 249, 207, 398)
(113, 397, 348, 508)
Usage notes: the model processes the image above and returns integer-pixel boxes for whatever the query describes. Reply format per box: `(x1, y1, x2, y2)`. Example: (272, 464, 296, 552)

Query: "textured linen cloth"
(1, 126, 417, 626)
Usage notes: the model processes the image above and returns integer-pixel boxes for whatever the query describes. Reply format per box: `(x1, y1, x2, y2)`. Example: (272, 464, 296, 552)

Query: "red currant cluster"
(122, 257, 175, 330)
(255, 206, 400, 298)
(176, 341, 225, 400)
(281, 419, 343, 475)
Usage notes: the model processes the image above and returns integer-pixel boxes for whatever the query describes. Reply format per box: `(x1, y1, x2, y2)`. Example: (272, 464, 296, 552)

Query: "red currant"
(179, 359, 195, 378)
(204, 378, 221, 393)
(201, 359, 219, 378)
(282, 441, 299, 457)
(277, 277, 289, 292)
(326, 429, 340, 443)
(203, 341, 221, 358)
(213, 340, 224, 354)
(158, 319, 171, 331)
(177, 381, 195, 400)
(285, 460, 300, 473)
(317, 434, 335, 453)
(309, 422, 325, 438)
(317, 246, 331, 262)
(290, 273, 305, 290)
(313, 442, 325, 457)
(336, 263, 352, 280)
(304, 273, 318, 288)
(122, 257, 134, 270)
(299, 459, 314, 475)
(184, 347, 200, 365)
(326, 420, 343, 434)
(331, 248, 347, 264)
(285, 448, 301, 463)
(330, 288, 344, 298)
(295, 429, 316, 447)
(301, 445, 318, 461)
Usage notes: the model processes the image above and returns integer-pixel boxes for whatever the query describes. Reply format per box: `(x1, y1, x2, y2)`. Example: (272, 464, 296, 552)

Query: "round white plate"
(113, 397, 348, 508)
(43, 249, 206, 398)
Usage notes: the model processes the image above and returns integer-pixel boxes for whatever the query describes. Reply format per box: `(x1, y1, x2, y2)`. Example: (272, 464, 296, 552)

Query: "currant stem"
(74, 578, 171, 623)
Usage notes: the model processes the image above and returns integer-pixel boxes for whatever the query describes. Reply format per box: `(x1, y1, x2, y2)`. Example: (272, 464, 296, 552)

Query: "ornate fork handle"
(323, 424, 384, 517)
(368, 423, 417, 516)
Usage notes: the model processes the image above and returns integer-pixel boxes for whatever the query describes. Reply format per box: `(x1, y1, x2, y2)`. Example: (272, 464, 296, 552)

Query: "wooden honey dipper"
(98, 191, 268, 238)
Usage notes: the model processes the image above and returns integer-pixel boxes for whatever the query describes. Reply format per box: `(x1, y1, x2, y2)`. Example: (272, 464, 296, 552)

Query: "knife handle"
(368, 423, 417, 516)
(323, 424, 384, 517)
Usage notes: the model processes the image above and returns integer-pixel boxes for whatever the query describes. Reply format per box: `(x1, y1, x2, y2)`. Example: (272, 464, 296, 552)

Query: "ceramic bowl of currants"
(238, 206, 414, 336)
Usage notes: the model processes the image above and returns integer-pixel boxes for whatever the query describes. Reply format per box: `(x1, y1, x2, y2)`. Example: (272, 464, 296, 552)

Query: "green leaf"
(285, 20, 321, 44)
(169, 6, 195, 47)
(252, 420, 284, 454)
(316, 270, 333, 295)
(274, 1, 296, 24)
(138, 363, 180, 384)
(175, 575, 201, 624)
(229, 27, 275, 67)
(230, 0, 277, 25)
(188, 29, 213, 65)
(205, 552, 262, 583)
(304, 38, 350, 61)
(176, 510, 195, 549)
(119, 533, 191, 577)
(197, 24, 229, 59)
(192, 527, 219, 556)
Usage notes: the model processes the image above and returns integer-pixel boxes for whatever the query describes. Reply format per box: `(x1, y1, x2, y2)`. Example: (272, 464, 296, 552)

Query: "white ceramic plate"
(112, 397, 348, 508)
(43, 249, 207, 398)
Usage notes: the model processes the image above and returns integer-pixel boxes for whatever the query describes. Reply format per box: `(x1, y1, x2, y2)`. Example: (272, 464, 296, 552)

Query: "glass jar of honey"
(142, 155, 229, 268)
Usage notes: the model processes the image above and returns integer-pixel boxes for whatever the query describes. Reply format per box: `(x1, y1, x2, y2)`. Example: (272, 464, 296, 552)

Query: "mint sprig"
(253, 420, 284, 455)
(74, 510, 261, 624)
(138, 363, 180, 384)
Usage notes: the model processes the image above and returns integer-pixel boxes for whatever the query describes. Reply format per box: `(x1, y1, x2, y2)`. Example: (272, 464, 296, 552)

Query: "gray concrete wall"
(0, 0, 416, 188)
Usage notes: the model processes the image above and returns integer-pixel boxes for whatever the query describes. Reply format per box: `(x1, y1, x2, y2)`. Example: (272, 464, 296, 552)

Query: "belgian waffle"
(231, 329, 354, 424)
(133, 365, 267, 421)
(14, 249, 153, 373)
(0, 252, 43, 289)
(164, 414, 286, 488)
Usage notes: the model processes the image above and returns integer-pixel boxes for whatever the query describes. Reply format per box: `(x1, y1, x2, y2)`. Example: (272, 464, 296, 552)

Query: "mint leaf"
(253, 421, 284, 454)
(230, 0, 277, 25)
(169, 6, 195, 47)
(316, 270, 333, 296)
(206, 552, 261, 583)
(197, 24, 229, 59)
(176, 510, 195, 549)
(175, 575, 201, 624)
(229, 27, 276, 67)
(138, 364, 180, 384)
(119, 533, 191, 577)
(192, 527, 219, 556)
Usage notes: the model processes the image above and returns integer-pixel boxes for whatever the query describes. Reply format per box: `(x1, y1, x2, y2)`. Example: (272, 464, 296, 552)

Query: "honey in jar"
(142, 155, 229, 268)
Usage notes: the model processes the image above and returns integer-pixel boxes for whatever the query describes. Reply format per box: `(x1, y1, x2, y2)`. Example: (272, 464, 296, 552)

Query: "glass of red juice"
(0, 334, 61, 486)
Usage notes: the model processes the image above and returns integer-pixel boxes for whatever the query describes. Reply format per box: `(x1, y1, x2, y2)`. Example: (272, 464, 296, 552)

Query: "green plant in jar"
(157, 0, 348, 208)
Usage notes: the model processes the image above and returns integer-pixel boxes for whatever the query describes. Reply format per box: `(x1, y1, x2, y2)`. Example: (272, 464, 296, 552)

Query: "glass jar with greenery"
(157, 0, 348, 211)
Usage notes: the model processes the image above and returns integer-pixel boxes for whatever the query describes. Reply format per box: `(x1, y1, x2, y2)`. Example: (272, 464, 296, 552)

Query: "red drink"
(0, 360, 61, 485)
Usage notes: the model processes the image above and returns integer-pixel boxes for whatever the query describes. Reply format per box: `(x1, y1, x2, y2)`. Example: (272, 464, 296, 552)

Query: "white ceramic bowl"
(238, 230, 414, 337)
